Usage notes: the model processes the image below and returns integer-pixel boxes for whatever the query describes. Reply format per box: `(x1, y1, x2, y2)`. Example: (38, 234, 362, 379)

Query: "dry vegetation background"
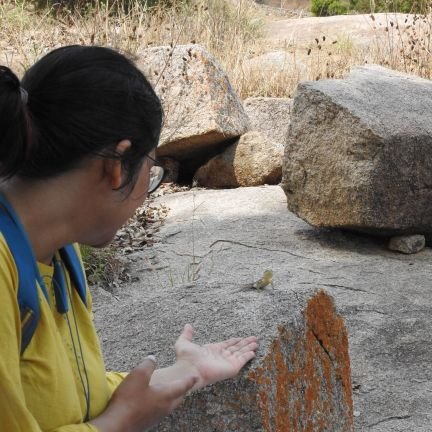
(3, 0, 432, 285)
(1, 0, 432, 99)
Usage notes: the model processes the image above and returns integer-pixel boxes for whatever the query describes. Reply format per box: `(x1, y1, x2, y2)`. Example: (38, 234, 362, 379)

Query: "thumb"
(177, 324, 195, 344)
(134, 355, 157, 385)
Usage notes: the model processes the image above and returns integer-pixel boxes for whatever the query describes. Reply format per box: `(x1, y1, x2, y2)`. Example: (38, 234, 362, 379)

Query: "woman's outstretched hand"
(89, 325, 258, 432)
(174, 324, 258, 391)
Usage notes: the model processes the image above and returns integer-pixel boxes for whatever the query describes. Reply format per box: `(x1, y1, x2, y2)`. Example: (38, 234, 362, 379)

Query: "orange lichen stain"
(302, 290, 353, 431)
(274, 332, 299, 431)
(248, 290, 353, 432)
(248, 363, 273, 431)
(305, 289, 353, 424)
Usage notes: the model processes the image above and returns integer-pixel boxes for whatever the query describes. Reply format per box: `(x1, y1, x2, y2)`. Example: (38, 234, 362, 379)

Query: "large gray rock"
(93, 186, 432, 431)
(193, 131, 283, 187)
(135, 44, 249, 160)
(282, 65, 432, 236)
(244, 97, 293, 147)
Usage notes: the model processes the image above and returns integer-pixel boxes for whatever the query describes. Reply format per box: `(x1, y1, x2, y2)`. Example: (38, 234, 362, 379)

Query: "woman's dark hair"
(0, 45, 163, 189)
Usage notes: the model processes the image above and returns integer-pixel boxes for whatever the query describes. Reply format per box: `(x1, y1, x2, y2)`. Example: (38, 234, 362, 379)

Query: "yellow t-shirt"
(0, 235, 125, 431)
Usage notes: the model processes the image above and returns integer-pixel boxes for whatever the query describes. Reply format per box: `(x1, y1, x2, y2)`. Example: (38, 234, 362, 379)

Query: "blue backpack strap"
(52, 256, 69, 314)
(55, 245, 88, 313)
(0, 194, 88, 354)
(0, 199, 48, 355)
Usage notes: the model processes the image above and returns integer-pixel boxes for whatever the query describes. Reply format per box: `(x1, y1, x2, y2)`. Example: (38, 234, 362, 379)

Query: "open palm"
(174, 324, 258, 391)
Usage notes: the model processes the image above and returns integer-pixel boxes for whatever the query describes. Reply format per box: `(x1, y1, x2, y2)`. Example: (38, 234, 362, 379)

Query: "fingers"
(219, 337, 243, 350)
(225, 336, 258, 354)
(236, 341, 258, 356)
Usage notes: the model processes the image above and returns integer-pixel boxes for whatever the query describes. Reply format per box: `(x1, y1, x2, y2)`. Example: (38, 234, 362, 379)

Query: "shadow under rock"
(294, 226, 396, 255)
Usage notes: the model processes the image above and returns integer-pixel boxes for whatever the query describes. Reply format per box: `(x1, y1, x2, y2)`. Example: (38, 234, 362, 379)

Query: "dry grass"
(0, 0, 264, 94)
(241, 13, 432, 97)
(1, 1, 432, 97)
(308, 13, 432, 79)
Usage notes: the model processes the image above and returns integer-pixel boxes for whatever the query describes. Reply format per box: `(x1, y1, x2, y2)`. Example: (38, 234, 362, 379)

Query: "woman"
(0, 45, 258, 432)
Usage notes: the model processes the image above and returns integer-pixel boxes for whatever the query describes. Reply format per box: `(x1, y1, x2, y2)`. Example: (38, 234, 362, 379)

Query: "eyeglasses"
(145, 153, 165, 194)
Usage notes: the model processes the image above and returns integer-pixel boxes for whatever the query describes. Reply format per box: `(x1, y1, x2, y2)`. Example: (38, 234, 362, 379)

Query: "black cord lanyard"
(52, 257, 91, 422)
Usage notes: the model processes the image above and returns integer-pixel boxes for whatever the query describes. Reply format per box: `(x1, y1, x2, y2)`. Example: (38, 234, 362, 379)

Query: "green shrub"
(311, 0, 350, 15)
(351, 0, 427, 13)
(312, 0, 430, 14)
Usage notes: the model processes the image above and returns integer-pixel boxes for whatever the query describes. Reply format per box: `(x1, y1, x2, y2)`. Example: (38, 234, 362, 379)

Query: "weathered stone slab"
(155, 290, 352, 432)
(282, 65, 432, 236)
(244, 97, 293, 148)
(135, 44, 249, 160)
(93, 282, 352, 431)
(193, 131, 283, 187)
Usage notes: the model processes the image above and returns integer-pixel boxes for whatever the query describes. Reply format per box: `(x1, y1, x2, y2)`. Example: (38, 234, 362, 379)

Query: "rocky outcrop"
(135, 44, 249, 160)
(133, 45, 295, 188)
(94, 186, 432, 431)
(193, 131, 283, 187)
(244, 97, 293, 147)
(282, 65, 432, 236)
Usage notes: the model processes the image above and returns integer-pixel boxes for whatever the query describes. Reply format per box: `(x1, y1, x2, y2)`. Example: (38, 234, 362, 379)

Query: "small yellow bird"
(236, 270, 274, 292)
(253, 270, 274, 290)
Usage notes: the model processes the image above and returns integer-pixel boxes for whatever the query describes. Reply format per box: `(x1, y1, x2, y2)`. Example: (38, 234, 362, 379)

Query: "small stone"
(353, 410, 361, 417)
(388, 235, 426, 254)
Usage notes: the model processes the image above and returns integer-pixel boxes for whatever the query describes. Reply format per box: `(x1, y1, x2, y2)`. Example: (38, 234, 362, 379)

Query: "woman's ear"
(103, 139, 131, 189)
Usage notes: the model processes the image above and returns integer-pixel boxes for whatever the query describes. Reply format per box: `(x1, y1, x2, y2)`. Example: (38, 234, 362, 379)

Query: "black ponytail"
(0, 46, 163, 189)
(0, 66, 30, 179)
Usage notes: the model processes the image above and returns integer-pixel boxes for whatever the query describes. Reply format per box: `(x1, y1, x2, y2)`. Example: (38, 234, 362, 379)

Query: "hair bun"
(0, 66, 20, 90)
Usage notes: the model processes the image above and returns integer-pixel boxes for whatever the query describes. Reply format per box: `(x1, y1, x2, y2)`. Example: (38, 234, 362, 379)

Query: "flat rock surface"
(264, 13, 412, 48)
(92, 186, 432, 431)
